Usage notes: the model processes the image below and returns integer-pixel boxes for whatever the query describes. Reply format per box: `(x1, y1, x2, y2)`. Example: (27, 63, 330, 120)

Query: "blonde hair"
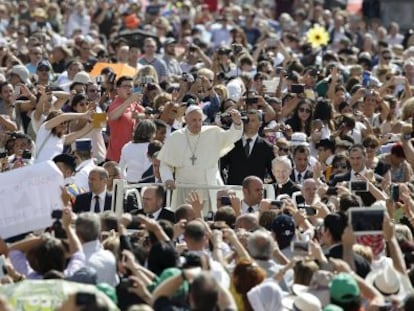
(134, 65, 159, 85)
(353, 244, 373, 264)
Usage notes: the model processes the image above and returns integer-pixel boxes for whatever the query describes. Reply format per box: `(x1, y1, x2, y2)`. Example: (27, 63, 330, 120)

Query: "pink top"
(106, 96, 143, 162)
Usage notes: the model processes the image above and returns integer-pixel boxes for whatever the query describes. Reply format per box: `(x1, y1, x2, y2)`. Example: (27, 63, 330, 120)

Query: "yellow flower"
(307, 25, 330, 48)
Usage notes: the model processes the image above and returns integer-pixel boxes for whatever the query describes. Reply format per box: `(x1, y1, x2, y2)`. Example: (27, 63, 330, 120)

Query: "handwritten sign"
(0, 161, 64, 239)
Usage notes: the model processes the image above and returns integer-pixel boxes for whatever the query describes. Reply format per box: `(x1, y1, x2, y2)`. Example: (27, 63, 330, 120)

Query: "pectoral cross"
(190, 154, 197, 165)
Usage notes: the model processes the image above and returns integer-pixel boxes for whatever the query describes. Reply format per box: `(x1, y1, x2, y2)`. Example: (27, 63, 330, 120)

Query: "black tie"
(244, 138, 252, 157)
(297, 173, 302, 183)
(94, 195, 100, 213)
(248, 206, 254, 213)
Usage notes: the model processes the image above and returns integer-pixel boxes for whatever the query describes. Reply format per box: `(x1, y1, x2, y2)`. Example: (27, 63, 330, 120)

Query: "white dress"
(119, 142, 151, 183)
(34, 123, 64, 163)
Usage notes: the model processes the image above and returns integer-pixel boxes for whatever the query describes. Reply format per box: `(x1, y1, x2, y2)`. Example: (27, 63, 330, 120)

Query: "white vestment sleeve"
(160, 161, 174, 182)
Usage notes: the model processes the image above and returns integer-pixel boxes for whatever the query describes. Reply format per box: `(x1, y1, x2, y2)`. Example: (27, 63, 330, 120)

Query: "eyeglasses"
(88, 89, 98, 93)
(299, 107, 311, 113)
(364, 144, 377, 149)
(38, 68, 49, 72)
(333, 163, 348, 169)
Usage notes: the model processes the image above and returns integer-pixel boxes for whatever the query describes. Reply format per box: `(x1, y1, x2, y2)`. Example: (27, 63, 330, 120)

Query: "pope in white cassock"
(157, 105, 243, 211)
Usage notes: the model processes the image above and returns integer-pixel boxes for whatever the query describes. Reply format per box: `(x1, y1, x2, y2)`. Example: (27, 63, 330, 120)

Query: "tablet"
(348, 207, 385, 235)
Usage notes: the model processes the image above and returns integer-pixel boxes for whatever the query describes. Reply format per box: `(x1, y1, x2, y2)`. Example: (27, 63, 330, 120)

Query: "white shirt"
(119, 141, 151, 182)
(89, 191, 106, 213)
(148, 208, 162, 219)
(241, 200, 259, 214)
(242, 134, 258, 156)
(350, 167, 367, 181)
(82, 240, 118, 286)
(34, 123, 64, 163)
(74, 159, 96, 191)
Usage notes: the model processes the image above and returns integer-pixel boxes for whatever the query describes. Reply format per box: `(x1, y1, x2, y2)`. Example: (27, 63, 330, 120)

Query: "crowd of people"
(2, 0, 414, 310)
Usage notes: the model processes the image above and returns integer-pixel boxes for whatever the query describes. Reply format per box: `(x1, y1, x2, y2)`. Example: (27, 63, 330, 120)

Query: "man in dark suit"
(290, 145, 313, 185)
(329, 144, 382, 206)
(137, 185, 175, 223)
(221, 109, 274, 185)
(73, 167, 112, 213)
(322, 213, 371, 278)
(272, 156, 300, 197)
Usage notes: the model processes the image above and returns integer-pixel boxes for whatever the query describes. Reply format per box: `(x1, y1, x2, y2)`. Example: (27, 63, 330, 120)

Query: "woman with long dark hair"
(35, 110, 93, 163)
(285, 98, 313, 136)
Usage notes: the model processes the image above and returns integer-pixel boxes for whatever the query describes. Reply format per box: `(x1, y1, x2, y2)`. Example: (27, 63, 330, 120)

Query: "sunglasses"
(364, 144, 377, 149)
(78, 102, 89, 107)
(278, 147, 289, 152)
(333, 163, 348, 169)
(299, 107, 311, 113)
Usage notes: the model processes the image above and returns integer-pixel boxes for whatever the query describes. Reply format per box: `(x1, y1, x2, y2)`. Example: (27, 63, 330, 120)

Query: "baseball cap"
(271, 214, 295, 241)
(330, 273, 360, 304)
(37, 59, 51, 71)
(10, 65, 30, 84)
(73, 71, 92, 84)
(164, 37, 177, 46)
(75, 138, 92, 151)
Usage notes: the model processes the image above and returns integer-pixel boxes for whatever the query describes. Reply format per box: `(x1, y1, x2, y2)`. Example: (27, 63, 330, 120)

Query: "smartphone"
(291, 84, 305, 94)
(295, 194, 305, 206)
(390, 184, 399, 202)
(51, 209, 63, 219)
(304, 206, 317, 216)
(45, 85, 52, 93)
(75, 292, 96, 306)
(22, 149, 31, 159)
(119, 277, 133, 289)
(348, 207, 385, 235)
(204, 211, 214, 221)
(220, 196, 231, 206)
(270, 200, 283, 208)
(0, 256, 5, 278)
(291, 241, 310, 256)
(362, 71, 371, 87)
(14, 85, 21, 96)
(245, 97, 259, 105)
(326, 187, 337, 196)
(0, 152, 7, 159)
(349, 180, 368, 192)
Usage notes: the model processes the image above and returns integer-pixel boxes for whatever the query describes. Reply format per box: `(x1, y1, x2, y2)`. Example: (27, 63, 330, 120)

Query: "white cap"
(185, 105, 203, 116)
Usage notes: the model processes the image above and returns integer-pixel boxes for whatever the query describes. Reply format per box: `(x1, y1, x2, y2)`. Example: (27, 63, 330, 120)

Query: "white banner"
(0, 161, 64, 239)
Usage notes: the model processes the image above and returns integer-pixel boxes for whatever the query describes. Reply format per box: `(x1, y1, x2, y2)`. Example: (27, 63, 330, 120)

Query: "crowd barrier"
(112, 179, 276, 216)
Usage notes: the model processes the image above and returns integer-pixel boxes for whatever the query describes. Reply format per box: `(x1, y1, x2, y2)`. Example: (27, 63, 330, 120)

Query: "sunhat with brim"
(290, 132, 309, 147)
(365, 263, 410, 303)
(291, 292, 322, 311)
